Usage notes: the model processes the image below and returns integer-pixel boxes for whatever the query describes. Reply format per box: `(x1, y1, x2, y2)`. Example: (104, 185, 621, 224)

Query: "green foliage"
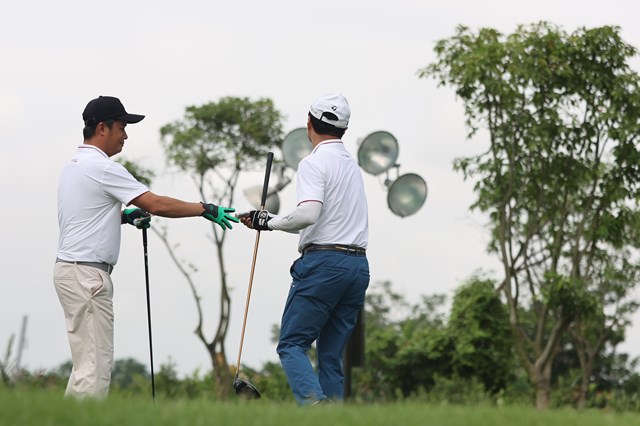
(110, 358, 149, 392)
(159, 97, 283, 177)
(243, 361, 293, 402)
(0, 363, 10, 387)
(355, 279, 515, 400)
(425, 375, 489, 405)
(590, 352, 640, 409)
(152, 360, 218, 400)
(541, 272, 598, 321)
(355, 281, 452, 400)
(116, 159, 155, 187)
(1, 335, 15, 387)
(448, 276, 514, 392)
(2, 369, 66, 393)
(422, 22, 640, 407)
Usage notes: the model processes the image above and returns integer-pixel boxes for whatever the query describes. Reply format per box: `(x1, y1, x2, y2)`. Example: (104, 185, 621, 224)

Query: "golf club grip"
(260, 152, 274, 209)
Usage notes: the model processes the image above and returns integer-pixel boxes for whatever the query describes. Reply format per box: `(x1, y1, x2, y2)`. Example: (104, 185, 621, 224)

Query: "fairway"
(1, 388, 638, 426)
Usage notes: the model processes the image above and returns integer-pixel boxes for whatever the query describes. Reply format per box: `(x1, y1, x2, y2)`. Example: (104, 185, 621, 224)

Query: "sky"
(2, 0, 640, 378)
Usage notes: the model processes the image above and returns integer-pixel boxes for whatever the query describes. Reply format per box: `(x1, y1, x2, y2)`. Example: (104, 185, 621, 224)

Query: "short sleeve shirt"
(296, 139, 368, 252)
(56, 145, 149, 265)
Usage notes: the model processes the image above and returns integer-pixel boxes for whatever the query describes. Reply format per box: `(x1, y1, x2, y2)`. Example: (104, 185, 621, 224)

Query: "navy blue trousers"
(277, 250, 370, 404)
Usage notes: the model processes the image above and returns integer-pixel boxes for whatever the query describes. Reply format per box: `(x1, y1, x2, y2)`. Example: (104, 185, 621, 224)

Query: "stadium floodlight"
(387, 173, 428, 218)
(357, 131, 399, 175)
(358, 130, 426, 217)
(243, 185, 280, 214)
(282, 128, 312, 170)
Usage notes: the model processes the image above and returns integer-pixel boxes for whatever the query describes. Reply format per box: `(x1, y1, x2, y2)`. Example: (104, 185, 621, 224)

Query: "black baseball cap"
(82, 96, 145, 126)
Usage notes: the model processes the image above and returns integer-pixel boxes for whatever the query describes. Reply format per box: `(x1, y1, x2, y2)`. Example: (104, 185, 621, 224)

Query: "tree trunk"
(535, 384, 551, 410)
(209, 346, 232, 399)
(533, 363, 553, 410)
(577, 369, 589, 409)
(574, 339, 594, 409)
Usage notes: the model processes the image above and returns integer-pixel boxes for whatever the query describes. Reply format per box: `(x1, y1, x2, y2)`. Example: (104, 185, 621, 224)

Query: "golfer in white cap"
(241, 93, 369, 405)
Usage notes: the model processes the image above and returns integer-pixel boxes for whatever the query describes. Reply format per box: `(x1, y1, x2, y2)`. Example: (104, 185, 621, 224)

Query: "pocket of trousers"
(76, 266, 106, 297)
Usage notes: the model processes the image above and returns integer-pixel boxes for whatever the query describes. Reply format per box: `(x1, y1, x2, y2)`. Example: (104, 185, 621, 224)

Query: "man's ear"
(96, 122, 107, 136)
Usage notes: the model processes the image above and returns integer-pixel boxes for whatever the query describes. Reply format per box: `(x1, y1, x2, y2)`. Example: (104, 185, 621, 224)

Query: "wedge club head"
(233, 376, 261, 399)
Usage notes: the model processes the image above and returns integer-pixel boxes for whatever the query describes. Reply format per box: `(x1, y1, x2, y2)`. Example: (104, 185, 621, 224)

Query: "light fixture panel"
(282, 127, 312, 170)
(387, 173, 427, 217)
(243, 186, 281, 214)
(357, 131, 399, 175)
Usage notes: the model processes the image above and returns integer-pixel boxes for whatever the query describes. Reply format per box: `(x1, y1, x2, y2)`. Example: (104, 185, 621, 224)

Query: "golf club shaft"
(235, 230, 261, 373)
(235, 152, 274, 375)
(143, 228, 156, 402)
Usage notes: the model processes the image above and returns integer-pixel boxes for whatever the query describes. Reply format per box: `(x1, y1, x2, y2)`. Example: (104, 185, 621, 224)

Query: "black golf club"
(141, 227, 156, 403)
(233, 152, 274, 399)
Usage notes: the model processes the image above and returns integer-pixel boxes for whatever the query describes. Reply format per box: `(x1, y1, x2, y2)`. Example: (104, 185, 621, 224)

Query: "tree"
(110, 357, 148, 391)
(158, 97, 283, 398)
(116, 159, 155, 187)
(448, 275, 514, 393)
(568, 251, 640, 407)
(423, 23, 640, 408)
(357, 281, 453, 399)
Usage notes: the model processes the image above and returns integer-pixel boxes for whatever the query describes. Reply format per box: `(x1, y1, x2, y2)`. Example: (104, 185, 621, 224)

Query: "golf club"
(141, 227, 156, 402)
(233, 152, 274, 399)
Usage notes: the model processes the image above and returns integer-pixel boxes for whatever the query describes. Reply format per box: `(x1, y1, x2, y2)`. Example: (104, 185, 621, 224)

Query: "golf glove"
(122, 208, 151, 229)
(201, 202, 239, 230)
(250, 209, 272, 231)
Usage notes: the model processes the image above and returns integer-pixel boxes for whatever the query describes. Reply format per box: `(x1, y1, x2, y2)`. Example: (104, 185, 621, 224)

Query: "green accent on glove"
(123, 208, 151, 229)
(200, 202, 240, 230)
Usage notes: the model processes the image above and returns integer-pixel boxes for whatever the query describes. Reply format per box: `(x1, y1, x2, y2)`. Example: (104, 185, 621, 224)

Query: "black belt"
(56, 258, 114, 275)
(302, 244, 366, 256)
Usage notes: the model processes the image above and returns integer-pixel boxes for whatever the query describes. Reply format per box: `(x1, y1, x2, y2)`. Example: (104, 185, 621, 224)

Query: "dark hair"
(308, 113, 346, 138)
(83, 119, 117, 140)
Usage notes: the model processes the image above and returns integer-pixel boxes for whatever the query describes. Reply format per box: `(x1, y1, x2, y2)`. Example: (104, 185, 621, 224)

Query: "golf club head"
(233, 377, 261, 399)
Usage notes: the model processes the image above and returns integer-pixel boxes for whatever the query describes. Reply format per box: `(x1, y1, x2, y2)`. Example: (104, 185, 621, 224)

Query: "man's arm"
(269, 201, 322, 232)
(129, 191, 239, 230)
(242, 201, 322, 233)
(130, 191, 204, 218)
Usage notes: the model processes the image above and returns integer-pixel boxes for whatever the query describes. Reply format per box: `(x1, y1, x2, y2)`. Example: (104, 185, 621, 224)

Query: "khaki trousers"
(53, 262, 114, 398)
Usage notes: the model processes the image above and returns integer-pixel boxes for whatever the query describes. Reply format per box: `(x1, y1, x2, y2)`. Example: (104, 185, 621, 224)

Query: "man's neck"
(310, 134, 340, 148)
(83, 140, 110, 157)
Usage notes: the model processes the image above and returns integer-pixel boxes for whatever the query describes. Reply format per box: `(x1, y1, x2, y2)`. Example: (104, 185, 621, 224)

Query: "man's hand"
(250, 209, 272, 231)
(122, 208, 151, 229)
(201, 202, 240, 230)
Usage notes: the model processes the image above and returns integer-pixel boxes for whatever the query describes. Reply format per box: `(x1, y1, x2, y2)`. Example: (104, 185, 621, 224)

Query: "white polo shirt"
(56, 145, 149, 265)
(296, 139, 369, 252)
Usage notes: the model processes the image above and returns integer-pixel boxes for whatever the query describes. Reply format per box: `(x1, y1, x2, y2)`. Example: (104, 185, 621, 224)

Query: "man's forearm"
(131, 192, 204, 218)
(269, 201, 321, 232)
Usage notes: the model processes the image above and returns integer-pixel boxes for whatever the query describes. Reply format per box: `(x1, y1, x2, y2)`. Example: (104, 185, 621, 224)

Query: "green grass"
(1, 388, 638, 426)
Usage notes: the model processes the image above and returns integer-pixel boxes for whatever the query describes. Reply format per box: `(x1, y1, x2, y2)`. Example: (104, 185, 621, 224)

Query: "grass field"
(1, 388, 639, 426)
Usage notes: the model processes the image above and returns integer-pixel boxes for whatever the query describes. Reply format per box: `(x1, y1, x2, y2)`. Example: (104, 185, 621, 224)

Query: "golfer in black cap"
(53, 96, 239, 398)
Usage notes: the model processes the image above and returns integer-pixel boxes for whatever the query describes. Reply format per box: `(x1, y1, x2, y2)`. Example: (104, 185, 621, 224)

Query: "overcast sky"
(2, 0, 640, 377)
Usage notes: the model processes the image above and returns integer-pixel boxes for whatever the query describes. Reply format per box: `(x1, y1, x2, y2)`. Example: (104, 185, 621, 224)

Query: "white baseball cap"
(309, 93, 350, 129)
